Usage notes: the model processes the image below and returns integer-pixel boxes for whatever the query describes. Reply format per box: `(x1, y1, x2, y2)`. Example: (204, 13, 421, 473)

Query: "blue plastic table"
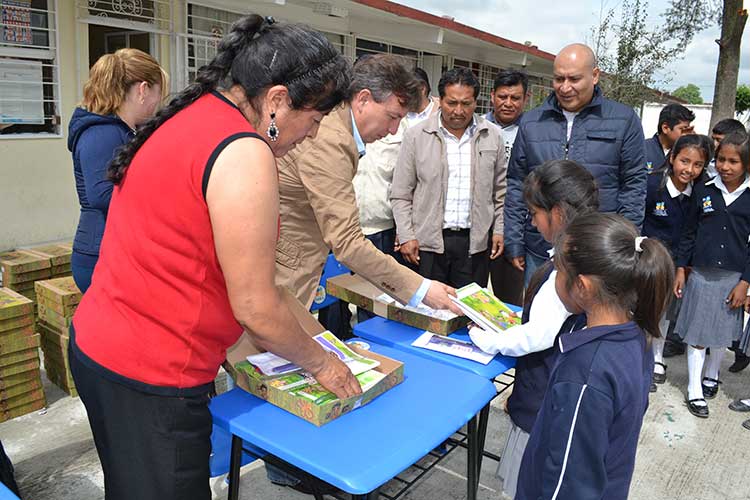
(210, 342, 496, 500)
(353, 315, 520, 492)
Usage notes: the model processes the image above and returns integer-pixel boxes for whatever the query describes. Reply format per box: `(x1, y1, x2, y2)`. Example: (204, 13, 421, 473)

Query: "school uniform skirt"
(496, 421, 530, 499)
(675, 267, 744, 348)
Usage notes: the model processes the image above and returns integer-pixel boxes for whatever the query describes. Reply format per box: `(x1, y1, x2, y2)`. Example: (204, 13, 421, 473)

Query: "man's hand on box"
(313, 352, 362, 399)
(423, 281, 462, 315)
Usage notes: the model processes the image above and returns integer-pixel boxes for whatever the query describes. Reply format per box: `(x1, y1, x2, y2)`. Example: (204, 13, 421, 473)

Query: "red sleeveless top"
(73, 92, 264, 391)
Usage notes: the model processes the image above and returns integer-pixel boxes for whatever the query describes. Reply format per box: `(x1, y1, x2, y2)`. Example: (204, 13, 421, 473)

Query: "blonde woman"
(69, 48, 166, 292)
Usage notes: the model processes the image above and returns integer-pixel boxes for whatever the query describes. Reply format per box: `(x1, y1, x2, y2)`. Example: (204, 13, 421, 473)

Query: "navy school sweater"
(676, 179, 750, 282)
(642, 173, 692, 259)
(644, 133, 667, 174)
(516, 322, 653, 500)
(507, 263, 586, 433)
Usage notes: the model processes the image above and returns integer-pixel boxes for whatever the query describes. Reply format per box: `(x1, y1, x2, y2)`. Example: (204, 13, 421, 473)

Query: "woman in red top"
(70, 15, 359, 500)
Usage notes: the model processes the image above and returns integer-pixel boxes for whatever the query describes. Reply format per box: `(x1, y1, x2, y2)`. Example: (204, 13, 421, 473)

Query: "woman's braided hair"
(108, 14, 350, 184)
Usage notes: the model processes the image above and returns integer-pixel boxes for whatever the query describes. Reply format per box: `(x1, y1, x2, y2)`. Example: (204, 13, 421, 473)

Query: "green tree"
(664, 1, 748, 128)
(590, 0, 693, 108)
(737, 84, 750, 115)
(672, 83, 704, 104)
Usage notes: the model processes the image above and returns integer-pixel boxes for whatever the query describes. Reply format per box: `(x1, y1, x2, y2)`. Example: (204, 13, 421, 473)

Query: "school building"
(0, 0, 556, 249)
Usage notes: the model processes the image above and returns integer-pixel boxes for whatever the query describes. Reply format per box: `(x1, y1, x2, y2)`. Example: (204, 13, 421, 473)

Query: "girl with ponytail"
(516, 213, 674, 500)
(70, 15, 357, 500)
(69, 48, 166, 292)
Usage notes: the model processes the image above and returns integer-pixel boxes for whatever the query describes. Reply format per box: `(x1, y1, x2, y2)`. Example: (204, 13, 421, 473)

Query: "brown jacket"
(275, 104, 424, 309)
(390, 113, 507, 255)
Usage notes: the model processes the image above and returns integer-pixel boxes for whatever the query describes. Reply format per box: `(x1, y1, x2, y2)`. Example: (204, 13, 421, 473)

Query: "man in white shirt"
(484, 69, 530, 305)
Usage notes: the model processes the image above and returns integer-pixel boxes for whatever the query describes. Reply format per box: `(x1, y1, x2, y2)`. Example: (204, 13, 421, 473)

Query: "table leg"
(351, 488, 379, 500)
(228, 435, 242, 500)
(466, 415, 478, 500)
(476, 403, 491, 482)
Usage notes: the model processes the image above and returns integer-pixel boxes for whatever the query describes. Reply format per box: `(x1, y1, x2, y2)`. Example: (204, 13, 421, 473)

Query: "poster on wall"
(1, 0, 33, 45)
(0, 59, 44, 125)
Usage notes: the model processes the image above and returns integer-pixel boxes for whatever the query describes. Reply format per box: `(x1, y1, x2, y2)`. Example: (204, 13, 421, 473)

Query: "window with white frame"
(0, 0, 60, 136)
(185, 3, 352, 84)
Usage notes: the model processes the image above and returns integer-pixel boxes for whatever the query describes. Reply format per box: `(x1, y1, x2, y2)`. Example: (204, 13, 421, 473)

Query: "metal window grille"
(77, 0, 172, 32)
(0, 0, 60, 136)
(355, 37, 422, 69)
(185, 2, 353, 84)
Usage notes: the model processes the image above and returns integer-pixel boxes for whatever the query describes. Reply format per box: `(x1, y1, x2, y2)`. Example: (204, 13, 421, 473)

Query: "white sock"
(704, 349, 725, 385)
(687, 346, 707, 404)
(742, 399, 750, 406)
(653, 337, 666, 375)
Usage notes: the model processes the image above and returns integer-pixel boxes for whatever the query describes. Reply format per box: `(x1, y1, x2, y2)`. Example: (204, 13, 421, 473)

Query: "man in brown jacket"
(275, 55, 459, 315)
(391, 67, 507, 288)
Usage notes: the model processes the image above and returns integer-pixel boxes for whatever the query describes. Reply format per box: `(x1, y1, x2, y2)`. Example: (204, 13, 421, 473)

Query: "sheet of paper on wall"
(375, 292, 458, 321)
(412, 331, 495, 364)
(0, 59, 44, 125)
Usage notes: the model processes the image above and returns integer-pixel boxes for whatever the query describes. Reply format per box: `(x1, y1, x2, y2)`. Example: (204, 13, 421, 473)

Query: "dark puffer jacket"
(504, 87, 646, 259)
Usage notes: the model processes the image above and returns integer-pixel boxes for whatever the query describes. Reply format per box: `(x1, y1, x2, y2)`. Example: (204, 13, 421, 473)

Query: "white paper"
(411, 331, 495, 365)
(376, 293, 458, 321)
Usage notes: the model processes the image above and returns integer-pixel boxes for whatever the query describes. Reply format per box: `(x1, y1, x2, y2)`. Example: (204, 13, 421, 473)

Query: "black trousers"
(419, 229, 490, 289)
(489, 255, 524, 306)
(70, 344, 213, 500)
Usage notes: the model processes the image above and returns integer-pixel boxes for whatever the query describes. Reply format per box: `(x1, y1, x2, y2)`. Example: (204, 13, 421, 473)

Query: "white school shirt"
(706, 175, 750, 206)
(666, 176, 693, 198)
(440, 114, 477, 229)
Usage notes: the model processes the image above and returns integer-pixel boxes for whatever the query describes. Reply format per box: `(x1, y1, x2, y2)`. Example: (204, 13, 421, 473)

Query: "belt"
(443, 227, 470, 233)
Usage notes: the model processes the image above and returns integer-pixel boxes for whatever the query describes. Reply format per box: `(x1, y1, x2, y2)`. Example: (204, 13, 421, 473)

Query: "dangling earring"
(267, 112, 279, 142)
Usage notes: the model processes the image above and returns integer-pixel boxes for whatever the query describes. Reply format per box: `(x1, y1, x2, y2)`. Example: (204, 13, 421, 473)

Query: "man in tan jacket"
(391, 67, 507, 288)
(275, 54, 459, 315)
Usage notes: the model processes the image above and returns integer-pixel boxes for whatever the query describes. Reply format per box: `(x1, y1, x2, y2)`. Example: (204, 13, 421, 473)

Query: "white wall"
(641, 102, 714, 137)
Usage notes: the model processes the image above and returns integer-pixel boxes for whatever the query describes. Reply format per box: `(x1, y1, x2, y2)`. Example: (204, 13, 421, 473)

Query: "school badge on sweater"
(702, 196, 714, 213)
(653, 202, 667, 217)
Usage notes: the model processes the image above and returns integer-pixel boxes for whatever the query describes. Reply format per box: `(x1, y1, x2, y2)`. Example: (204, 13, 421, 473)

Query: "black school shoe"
(702, 377, 721, 399)
(686, 397, 709, 418)
(650, 382, 657, 393)
(653, 362, 667, 384)
(743, 419, 750, 431)
(729, 352, 750, 373)
(729, 399, 750, 412)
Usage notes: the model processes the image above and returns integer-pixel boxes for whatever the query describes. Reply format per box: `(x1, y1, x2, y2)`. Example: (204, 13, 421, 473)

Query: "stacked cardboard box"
(35, 277, 80, 397)
(26, 243, 73, 279)
(0, 288, 46, 422)
(0, 250, 52, 305)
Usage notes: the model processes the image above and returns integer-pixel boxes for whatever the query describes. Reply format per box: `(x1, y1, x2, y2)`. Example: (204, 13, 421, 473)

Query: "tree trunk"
(710, 0, 748, 130)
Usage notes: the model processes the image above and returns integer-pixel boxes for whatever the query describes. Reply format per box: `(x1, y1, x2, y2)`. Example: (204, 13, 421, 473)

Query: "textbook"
(245, 330, 380, 377)
(451, 283, 521, 335)
(412, 331, 495, 364)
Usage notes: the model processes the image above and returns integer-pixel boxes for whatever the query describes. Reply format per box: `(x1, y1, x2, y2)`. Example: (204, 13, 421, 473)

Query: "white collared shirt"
(405, 100, 435, 128)
(666, 176, 692, 198)
(439, 113, 477, 229)
(706, 175, 750, 206)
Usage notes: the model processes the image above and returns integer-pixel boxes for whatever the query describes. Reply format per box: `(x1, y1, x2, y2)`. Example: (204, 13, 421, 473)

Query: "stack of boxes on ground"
(35, 278, 81, 397)
(0, 288, 46, 421)
(0, 243, 73, 311)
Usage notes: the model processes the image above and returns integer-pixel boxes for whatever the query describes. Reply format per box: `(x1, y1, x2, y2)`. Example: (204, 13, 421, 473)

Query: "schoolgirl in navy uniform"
(516, 213, 674, 500)
(469, 159, 598, 498)
(643, 134, 712, 391)
(674, 131, 750, 418)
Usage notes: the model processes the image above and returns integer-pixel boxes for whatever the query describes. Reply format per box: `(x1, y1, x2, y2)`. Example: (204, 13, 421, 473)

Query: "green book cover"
(453, 283, 521, 334)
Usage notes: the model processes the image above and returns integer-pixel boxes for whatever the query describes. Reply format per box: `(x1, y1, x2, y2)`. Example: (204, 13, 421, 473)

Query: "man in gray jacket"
(391, 67, 507, 288)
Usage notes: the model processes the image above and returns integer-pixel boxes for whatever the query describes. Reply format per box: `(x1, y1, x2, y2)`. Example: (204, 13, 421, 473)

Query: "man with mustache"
(504, 43, 646, 286)
(391, 67, 507, 288)
(484, 69, 530, 305)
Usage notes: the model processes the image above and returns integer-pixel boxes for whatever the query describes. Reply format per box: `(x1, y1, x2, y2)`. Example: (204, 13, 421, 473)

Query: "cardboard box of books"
(34, 278, 81, 307)
(225, 287, 404, 426)
(0, 288, 34, 321)
(0, 250, 51, 276)
(25, 244, 73, 267)
(0, 397, 46, 423)
(325, 274, 469, 334)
